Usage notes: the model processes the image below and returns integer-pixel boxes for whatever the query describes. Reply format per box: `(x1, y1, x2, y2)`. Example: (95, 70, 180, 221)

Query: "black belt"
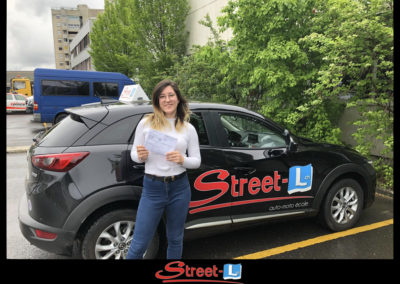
(145, 172, 186, 183)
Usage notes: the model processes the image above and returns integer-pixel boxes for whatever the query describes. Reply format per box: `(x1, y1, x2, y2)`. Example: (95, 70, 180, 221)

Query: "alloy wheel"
(330, 186, 359, 224)
(95, 221, 134, 259)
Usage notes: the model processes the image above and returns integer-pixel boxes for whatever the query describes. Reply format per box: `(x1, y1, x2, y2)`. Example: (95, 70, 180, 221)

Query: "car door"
(122, 111, 233, 233)
(213, 111, 314, 225)
(185, 111, 233, 232)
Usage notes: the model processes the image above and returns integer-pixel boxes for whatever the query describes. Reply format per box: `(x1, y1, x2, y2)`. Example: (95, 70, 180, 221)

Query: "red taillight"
(32, 152, 90, 172)
(34, 101, 38, 111)
(34, 229, 57, 240)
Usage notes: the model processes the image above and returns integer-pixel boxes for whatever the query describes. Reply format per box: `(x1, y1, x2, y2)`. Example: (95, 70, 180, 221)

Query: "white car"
(6, 93, 28, 113)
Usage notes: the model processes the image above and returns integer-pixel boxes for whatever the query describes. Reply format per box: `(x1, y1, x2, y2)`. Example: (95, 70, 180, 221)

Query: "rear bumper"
(32, 113, 41, 122)
(18, 192, 76, 256)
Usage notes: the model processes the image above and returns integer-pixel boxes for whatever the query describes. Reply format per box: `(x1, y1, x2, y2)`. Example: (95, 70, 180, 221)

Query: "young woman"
(126, 79, 201, 259)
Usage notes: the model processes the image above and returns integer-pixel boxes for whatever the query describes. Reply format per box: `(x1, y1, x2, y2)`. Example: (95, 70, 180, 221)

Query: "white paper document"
(144, 129, 178, 155)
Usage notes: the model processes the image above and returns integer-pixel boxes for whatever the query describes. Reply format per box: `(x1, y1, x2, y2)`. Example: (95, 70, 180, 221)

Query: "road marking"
(234, 218, 393, 259)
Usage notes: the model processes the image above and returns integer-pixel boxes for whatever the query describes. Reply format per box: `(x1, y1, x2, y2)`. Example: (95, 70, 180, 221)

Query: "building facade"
(51, 4, 103, 70)
(186, 0, 232, 48)
(70, 18, 96, 70)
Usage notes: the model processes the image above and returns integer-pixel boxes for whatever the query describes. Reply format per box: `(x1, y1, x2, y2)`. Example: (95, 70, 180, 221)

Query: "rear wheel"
(320, 179, 364, 231)
(81, 209, 160, 259)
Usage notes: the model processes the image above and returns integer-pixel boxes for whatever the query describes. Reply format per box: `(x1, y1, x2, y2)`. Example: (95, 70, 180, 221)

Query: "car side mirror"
(283, 129, 297, 152)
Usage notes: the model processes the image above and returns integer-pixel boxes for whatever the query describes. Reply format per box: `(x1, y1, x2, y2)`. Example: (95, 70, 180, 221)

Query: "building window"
(83, 34, 90, 48)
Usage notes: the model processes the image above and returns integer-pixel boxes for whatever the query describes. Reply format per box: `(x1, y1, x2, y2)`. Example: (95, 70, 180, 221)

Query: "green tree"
(90, 0, 138, 76)
(90, 0, 190, 95)
(300, 0, 393, 188)
(217, 0, 346, 143)
(131, 0, 190, 93)
(173, 14, 239, 104)
(175, 0, 393, 189)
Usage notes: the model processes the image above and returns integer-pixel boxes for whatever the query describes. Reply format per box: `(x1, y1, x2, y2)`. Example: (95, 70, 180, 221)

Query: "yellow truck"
(10, 76, 33, 97)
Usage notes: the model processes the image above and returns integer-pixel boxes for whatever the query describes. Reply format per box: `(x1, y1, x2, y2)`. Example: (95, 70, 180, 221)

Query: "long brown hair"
(145, 79, 190, 132)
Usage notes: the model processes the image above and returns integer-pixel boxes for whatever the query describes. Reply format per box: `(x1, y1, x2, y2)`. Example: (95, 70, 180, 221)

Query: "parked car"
(6, 92, 28, 113)
(25, 96, 34, 114)
(19, 101, 376, 259)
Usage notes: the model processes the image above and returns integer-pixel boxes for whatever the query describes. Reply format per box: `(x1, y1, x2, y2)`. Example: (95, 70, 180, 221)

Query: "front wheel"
(81, 209, 160, 259)
(320, 179, 364, 231)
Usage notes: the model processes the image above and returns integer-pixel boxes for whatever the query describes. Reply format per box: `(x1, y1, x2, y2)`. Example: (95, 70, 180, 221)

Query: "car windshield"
(14, 81, 26, 90)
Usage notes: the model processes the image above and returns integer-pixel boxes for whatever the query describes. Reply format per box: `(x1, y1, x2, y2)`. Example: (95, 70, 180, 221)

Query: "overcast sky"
(7, 0, 105, 71)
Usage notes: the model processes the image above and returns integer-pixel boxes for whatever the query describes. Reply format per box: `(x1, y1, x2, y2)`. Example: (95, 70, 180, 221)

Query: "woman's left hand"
(166, 151, 184, 165)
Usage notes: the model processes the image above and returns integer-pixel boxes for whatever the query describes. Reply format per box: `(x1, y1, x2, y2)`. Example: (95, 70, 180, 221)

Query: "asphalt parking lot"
(6, 112, 52, 151)
(6, 113, 394, 259)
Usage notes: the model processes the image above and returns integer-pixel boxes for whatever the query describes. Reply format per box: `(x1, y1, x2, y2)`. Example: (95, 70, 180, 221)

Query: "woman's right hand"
(136, 145, 149, 162)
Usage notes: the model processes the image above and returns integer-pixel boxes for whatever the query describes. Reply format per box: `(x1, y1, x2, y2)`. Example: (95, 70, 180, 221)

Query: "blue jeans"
(126, 173, 191, 259)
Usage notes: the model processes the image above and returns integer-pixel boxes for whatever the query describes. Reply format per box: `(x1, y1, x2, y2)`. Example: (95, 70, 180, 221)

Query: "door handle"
(233, 167, 256, 176)
(264, 148, 286, 158)
(132, 164, 145, 170)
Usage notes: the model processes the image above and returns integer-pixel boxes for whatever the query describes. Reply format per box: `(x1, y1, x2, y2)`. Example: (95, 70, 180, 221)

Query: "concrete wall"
(186, 0, 232, 49)
(338, 107, 392, 159)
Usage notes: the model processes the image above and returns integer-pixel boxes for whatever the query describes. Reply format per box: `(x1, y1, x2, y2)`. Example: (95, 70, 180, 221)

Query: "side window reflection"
(219, 113, 286, 148)
(190, 112, 210, 146)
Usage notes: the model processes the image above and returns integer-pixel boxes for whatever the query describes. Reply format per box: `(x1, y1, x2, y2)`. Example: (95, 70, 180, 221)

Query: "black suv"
(19, 101, 376, 259)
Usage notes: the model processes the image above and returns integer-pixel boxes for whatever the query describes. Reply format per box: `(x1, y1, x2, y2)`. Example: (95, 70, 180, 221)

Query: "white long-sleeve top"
(131, 117, 201, 176)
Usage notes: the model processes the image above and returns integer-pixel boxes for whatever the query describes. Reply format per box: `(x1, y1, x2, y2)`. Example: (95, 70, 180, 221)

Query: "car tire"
(320, 179, 364, 231)
(81, 208, 160, 259)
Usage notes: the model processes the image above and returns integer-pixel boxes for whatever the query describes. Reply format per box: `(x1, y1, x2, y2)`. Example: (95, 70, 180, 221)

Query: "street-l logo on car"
(189, 164, 313, 214)
(288, 164, 313, 194)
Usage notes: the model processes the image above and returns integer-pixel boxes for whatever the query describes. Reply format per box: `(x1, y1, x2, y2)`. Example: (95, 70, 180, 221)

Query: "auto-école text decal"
(189, 164, 313, 214)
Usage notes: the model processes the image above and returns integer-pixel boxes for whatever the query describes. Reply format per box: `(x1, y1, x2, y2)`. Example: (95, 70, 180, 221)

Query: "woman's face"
(159, 85, 179, 118)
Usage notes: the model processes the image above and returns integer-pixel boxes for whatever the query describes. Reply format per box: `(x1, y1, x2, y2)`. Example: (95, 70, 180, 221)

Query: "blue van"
(33, 68, 135, 124)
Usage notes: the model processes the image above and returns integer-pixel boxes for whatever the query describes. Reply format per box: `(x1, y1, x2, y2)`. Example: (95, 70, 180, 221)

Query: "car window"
(38, 115, 89, 147)
(6, 94, 13, 100)
(87, 115, 141, 145)
(93, 82, 119, 98)
(15, 94, 26, 101)
(190, 112, 209, 145)
(218, 113, 286, 148)
(14, 81, 26, 89)
(41, 79, 90, 96)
